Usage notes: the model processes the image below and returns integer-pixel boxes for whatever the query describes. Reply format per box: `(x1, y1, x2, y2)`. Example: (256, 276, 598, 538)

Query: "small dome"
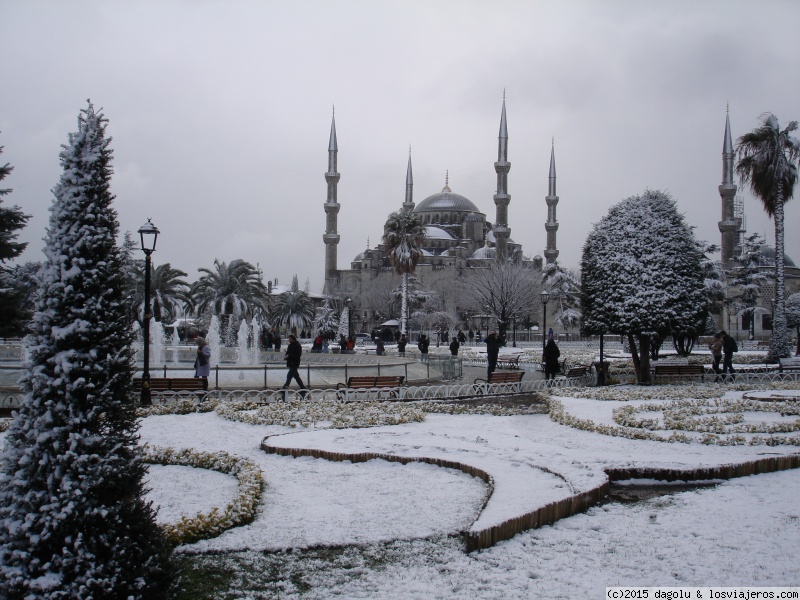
(425, 226, 454, 240)
(470, 245, 496, 260)
(420, 248, 434, 257)
(757, 246, 796, 268)
(353, 252, 365, 262)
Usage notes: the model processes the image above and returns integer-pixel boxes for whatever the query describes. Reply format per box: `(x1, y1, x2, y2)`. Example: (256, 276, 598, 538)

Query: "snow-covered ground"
(136, 387, 800, 597)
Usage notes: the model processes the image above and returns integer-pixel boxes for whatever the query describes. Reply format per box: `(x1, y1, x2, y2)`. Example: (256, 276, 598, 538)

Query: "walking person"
(708, 332, 723, 382)
(720, 330, 737, 382)
(486, 331, 500, 378)
(543, 337, 561, 381)
(397, 333, 407, 357)
(194, 337, 211, 392)
(283, 334, 306, 390)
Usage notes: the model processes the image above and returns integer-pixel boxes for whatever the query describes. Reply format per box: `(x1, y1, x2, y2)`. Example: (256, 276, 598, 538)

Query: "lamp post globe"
(137, 219, 160, 406)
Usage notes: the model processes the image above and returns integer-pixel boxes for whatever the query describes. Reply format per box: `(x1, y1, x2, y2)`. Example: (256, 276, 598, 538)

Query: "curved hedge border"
(142, 445, 263, 547)
(549, 397, 800, 446)
(261, 435, 800, 552)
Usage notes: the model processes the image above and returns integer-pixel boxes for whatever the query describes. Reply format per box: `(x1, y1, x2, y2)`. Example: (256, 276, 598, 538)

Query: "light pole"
(512, 316, 517, 347)
(541, 289, 550, 351)
(346, 297, 353, 339)
(138, 219, 159, 406)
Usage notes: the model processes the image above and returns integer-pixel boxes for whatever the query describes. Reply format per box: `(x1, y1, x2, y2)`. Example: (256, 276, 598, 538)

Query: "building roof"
(424, 226, 454, 240)
(414, 188, 481, 214)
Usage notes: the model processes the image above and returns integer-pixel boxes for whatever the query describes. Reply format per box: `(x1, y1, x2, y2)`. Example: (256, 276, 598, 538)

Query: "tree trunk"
(769, 193, 790, 360)
(629, 333, 651, 385)
(401, 271, 408, 336)
(628, 333, 640, 380)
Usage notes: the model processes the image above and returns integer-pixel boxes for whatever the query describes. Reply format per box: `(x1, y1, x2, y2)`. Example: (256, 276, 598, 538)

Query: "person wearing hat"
(283, 334, 306, 390)
(194, 337, 211, 391)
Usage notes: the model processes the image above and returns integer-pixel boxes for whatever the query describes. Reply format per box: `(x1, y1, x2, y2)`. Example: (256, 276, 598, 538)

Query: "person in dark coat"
(543, 338, 561, 381)
(417, 334, 430, 361)
(397, 334, 407, 357)
(193, 337, 211, 391)
(376, 339, 385, 356)
(449, 338, 460, 356)
(311, 335, 323, 353)
(283, 334, 306, 389)
(485, 332, 500, 378)
(720, 330, 737, 381)
(273, 330, 282, 353)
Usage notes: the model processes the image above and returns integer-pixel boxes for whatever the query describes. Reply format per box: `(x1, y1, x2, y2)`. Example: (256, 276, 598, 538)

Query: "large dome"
(414, 183, 480, 214)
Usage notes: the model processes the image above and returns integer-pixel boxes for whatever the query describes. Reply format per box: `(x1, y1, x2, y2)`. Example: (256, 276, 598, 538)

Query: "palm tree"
(131, 262, 194, 324)
(382, 210, 425, 336)
(191, 259, 269, 337)
(270, 275, 315, 332)
(735, 113, 800, 360)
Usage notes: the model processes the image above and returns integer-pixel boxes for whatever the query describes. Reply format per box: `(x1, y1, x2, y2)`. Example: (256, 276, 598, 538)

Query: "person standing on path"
(283, 334, 306, 389)
(709, 332, 723, 382)
(417, 334, 430, 362)
(486, 331, 500, 378)
(397, 334, 407, 357)
(194, 337, 211, 391)
(543, 337, 561, 381)
(720, 330, 737, 381)
(449, 337, 460, 356)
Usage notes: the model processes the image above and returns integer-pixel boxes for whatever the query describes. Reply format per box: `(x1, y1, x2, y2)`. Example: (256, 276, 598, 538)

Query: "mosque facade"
(320, 102, 799, 343)
(321, 98, 555, 334)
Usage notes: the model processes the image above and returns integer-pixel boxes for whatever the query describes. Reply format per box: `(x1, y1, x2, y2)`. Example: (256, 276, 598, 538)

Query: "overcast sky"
(1, 0, 799, 292)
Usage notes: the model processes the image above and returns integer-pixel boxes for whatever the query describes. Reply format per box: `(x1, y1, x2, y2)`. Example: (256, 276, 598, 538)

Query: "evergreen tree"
(726, 233, 771, 341)
(0, 102, 175, 598)
(0, 135, 32, 335)
(581, 190, 706, 384)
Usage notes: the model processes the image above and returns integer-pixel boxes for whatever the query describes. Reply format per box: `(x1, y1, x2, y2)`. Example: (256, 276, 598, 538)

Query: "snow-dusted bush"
(143, 446, 263, 547)
(0, 103, 175, 598)
(581, 190, 706, 383)
(216, 399, 426, 429)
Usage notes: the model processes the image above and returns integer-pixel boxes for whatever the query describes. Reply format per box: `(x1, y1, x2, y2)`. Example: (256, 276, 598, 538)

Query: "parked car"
(354, 333, 371, 345)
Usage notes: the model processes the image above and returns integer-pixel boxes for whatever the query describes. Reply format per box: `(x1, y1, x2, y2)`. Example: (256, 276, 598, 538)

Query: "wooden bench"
(652, 364, 705, 382)
(779, 357, 800, 372)
(336, 375, 405, 399)
(133, 377, 206, 394)
(473, 371, 525, 395)
(563, 365, 591, 379)
(497, 355, 521, 369)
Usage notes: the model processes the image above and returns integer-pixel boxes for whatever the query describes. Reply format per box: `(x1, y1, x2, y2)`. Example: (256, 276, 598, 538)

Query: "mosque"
(320, 98, 555, 334)
(318, 99, 799, 342)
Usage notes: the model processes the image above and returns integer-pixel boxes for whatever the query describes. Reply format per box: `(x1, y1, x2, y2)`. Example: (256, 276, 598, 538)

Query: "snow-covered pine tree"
(581, 190, 706, 384)
(0, 102, 175, 598)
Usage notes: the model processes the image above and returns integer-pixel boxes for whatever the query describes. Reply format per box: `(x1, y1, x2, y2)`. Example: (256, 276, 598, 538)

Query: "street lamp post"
(346, 297, 353, 339)
(138, 219, 159, 406)
(541, 289, 550, 351)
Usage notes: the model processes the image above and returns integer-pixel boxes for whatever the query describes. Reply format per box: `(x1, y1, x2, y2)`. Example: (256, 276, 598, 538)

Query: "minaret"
(718, 105, 740, 269)
(544, 138, 559, 264)
(323, 110, 341, 292)
(403, 146, 414, 213)
(493, 93, 511, 261)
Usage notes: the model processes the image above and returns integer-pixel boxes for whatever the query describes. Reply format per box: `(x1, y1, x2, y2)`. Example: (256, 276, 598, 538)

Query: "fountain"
(207, 315, 222, 366)
(131, 321, 142, 363)
(151, 320, 165, 366)
(171, 328, 180, 365)
(251, 320, 260, 363)
(237, 320, 252, 365)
